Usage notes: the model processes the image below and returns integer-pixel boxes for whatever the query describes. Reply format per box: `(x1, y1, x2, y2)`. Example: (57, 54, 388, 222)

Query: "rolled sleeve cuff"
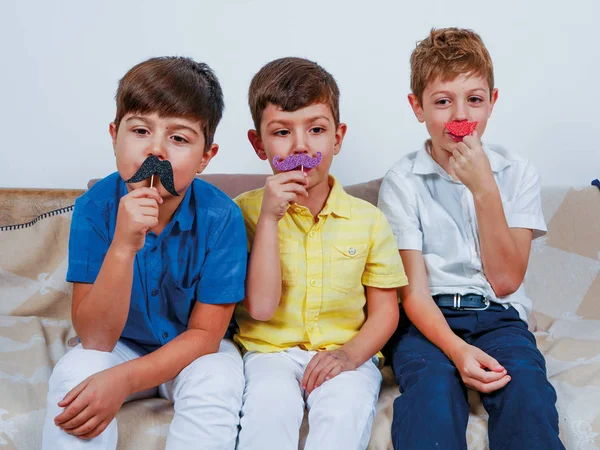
(362, 272, 409, 289)
(196, 285, 245, 305)
(66, 263, 100, 284)
(395, 232, 423, 251)
(506, 213, 547, 239)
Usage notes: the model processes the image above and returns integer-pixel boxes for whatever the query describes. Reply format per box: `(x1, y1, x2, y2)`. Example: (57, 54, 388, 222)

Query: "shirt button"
(162, 331, 169, 339)
(294, 207, 302, 213)
(150, 246, 157, 252)
(309, 231, 316, 238)
(151, 289, 159, 296)
(308, 326, 315, 333)
(310, 279, 318, 287)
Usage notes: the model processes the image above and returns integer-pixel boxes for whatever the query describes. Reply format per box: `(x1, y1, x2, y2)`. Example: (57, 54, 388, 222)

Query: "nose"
(147, 144, 165, 160)
(292, 133, 309, 154)
(451, 102, 469, 122)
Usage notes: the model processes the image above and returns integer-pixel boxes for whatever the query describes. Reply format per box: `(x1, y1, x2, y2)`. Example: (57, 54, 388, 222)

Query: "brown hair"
(114, 56, 224, 151)
(248, 57, 340, 132)
(411, 28, 494, 104)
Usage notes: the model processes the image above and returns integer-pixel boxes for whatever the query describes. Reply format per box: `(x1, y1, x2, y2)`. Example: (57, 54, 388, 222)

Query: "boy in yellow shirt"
(234, 57, 408, 450)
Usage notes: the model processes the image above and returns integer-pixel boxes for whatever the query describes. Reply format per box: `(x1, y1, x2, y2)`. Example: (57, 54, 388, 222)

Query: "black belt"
(433, 294, 490, 310)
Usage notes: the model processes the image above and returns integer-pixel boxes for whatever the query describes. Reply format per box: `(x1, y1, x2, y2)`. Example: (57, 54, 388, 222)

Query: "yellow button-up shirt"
(234, 176, 408, 354)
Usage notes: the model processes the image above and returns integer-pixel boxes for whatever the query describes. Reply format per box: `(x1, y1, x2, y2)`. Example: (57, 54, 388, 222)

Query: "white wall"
(2, 0, 598, 189)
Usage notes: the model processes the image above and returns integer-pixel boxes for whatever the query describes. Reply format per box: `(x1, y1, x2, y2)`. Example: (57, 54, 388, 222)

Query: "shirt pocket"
(279, 236, 298, 287)
(330, 243, 369, 294)
(161, 273, 196, 326)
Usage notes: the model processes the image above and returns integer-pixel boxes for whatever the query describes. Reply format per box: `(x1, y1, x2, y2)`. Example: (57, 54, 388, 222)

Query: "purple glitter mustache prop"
(272, 152, 323, 172)
(125, 155, 179, 196)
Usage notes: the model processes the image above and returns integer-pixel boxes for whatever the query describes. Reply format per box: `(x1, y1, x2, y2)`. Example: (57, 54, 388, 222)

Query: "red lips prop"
(444, 121, 478, 142)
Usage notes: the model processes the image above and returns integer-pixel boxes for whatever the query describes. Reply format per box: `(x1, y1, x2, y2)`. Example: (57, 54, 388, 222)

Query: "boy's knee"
(49, 346, 118, 392)
(178, 351, 245, 398)
(243, 375, 303, 417)
(401, 361, 461, 395)
(499, 366, 557, 411)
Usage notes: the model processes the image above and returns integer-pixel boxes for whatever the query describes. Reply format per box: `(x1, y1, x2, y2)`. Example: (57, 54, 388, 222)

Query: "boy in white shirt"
(378, 28, 564, 450)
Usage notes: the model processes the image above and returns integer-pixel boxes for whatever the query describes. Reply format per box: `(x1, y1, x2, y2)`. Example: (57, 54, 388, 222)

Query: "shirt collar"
(412, 141, 512, 177)
(319, 175, 352, 220)
(171, 181, 195, 231)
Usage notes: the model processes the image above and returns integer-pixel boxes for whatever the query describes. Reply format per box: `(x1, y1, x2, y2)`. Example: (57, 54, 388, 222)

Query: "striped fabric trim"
(0, 205, 74, 231)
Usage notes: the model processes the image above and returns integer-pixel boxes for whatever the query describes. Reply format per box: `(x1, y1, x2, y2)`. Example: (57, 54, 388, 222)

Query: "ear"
(408, 94, 425, 123)
(333, 123, 348, 156)
(109, 122, 118, 155)
(248, 129, 268, 161)
(196, 143, 219, 174)
(488, 88, 499, 118)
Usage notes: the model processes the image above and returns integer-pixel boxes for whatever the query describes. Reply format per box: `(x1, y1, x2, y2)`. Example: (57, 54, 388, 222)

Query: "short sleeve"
(196, 205, 248, 304)
(361, 210, 409, 288)
(505, 162, 547, 239)
(234, 194, 258, 252)
(377, 170, 423, 250)
(66, 197, 110, 284)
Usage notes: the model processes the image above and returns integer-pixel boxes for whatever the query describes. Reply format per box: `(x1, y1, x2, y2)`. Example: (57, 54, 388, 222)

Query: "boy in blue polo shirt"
(42, 57, 247, 449)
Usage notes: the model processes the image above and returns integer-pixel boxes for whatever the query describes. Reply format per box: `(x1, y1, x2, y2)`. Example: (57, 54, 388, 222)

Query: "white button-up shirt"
(377, 142, 547, 323)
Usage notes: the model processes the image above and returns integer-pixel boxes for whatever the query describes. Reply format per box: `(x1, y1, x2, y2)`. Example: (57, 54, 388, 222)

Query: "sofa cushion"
(1, 180, 599, 449)
(0, 207, 73, 320)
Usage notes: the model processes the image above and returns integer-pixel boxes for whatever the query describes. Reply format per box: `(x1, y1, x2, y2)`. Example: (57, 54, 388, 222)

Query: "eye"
(310, 127, 325, 134)
(133, 128, 149, 135)
(274, 130, 290, 136)
(468, 96, 483, 103)
(435, 98, 450, 106)
(172, 135, 189, 144)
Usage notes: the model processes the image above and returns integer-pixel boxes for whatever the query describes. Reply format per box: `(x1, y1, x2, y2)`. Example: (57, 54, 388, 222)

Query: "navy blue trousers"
(391, 304, 564, 450)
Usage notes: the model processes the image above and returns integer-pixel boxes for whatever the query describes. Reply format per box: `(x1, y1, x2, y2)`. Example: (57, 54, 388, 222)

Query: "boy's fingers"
(136, 198, 160, 209)
(325, 365, 342, 381)
(454, 143, 469, 156)
(314, 361, 338, 388)
(302, 354, 322, 388)
(466, 375, 511, 393)
(57, 381, 86, 408)
(471, 366, 507, 383)
(304, 355, 330, 392)
(139, 206, 160, 217)
(282, 183, 309, 197)
(68, 416, 100, 437)
(79, 419, 110, 440)
(61, 405, 93, 430)
(129, 187, 163, 203)
(277, 170, 309, 184)
(55, 394, 88, 425)
(477, 351, 504, 372)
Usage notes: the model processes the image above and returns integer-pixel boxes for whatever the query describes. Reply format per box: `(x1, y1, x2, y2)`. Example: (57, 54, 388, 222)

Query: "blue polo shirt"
(66, 172, 247, 352)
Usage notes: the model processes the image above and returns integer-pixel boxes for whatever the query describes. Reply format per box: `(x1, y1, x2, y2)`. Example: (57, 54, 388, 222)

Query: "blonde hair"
(410, 28, 494, 103)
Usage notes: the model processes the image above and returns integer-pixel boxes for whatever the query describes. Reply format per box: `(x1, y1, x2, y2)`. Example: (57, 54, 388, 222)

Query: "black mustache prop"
(125, 155, 179, 196)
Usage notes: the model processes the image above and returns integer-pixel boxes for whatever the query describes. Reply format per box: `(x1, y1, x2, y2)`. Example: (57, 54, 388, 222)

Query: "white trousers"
(42, 339, 244, 450)
(237, 347, 382, 450)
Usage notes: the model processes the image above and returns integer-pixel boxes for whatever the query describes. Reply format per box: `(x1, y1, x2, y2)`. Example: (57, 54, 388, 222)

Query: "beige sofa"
(1, 174, 599, 450)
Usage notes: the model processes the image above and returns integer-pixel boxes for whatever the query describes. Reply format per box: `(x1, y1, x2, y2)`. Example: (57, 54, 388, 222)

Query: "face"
(248, 102, 347, 191)
(110, 113, 217, 198)
(409, 74, 498, 156)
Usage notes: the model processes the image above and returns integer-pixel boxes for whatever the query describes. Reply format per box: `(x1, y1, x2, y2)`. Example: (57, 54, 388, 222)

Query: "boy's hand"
(449, 341, 511, 393)
(260, 171, 308, 222)
(449, 131, 496, 195)
(302, 349, 357, 394)
(54, 366, 131, 440)
(113, 187, 163, 254)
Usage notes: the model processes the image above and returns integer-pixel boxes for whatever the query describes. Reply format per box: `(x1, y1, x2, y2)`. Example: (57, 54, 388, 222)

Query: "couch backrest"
(1, 178, 598, 329)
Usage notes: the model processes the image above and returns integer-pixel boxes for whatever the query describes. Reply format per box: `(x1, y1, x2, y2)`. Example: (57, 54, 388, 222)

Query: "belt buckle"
(453, 293, 462, 309)
(453, 294, 490, 311)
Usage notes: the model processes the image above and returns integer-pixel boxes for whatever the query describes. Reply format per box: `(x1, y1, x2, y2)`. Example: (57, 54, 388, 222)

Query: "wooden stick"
(150, 174, 154, 188)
